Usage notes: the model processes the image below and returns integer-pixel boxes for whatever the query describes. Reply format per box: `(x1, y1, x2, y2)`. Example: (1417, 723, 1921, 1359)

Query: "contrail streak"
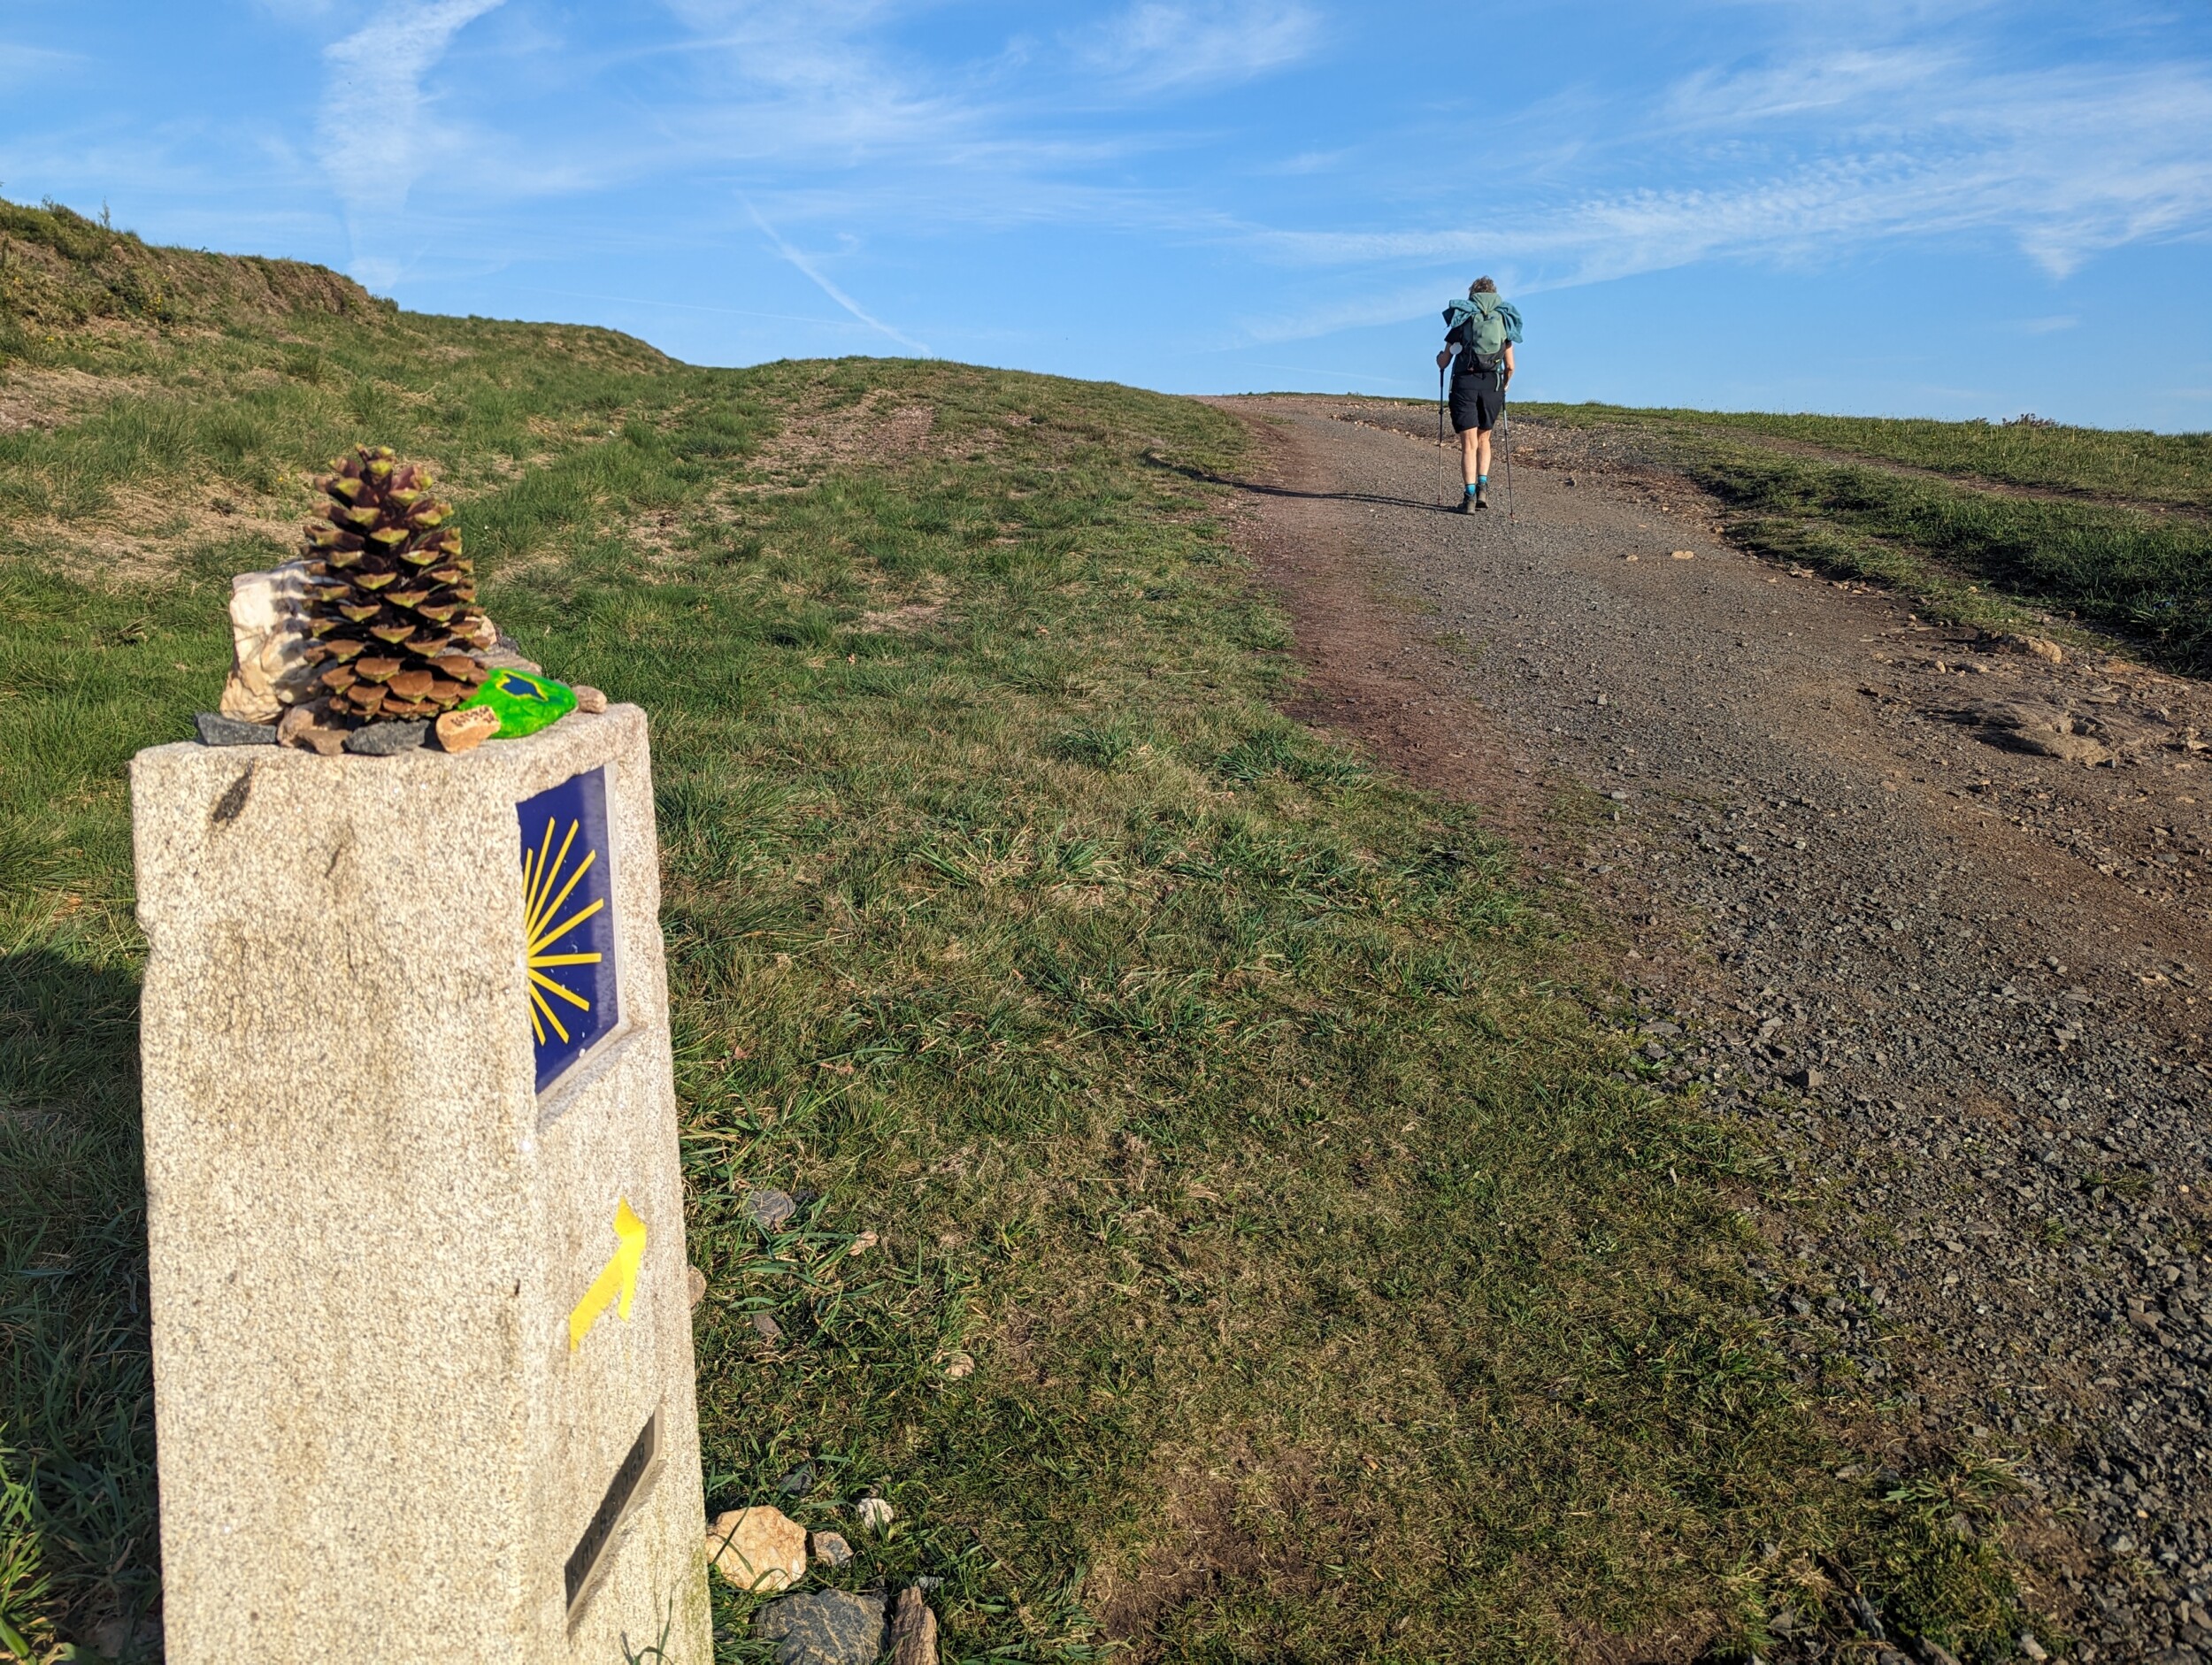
(744, 201, 932, 357)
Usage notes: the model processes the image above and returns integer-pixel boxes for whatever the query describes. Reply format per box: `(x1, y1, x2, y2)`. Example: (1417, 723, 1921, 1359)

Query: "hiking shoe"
(1475, 485, 1490, 509)
(1455, 493, 1475, 513)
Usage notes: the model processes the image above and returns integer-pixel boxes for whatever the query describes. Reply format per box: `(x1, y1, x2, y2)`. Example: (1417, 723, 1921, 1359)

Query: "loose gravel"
(1221, 397, 2212, 1663)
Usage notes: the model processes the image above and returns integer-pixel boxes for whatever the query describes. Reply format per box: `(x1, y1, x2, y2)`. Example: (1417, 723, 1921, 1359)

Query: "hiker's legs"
(1459, 427, 1479, 487)
(1474, 428, 1493, 480)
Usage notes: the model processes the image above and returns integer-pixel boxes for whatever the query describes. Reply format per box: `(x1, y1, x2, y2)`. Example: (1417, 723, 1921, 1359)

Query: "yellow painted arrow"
(568, 1197, 647, 1351)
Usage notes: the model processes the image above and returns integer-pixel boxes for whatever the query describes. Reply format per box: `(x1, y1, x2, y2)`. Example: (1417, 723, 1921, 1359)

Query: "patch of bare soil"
(0, 364, 152, 433)
(1191, 400, 1552, 841)
(21, 484, 303, 587)
(856, 592, 949, 634)
(1210, 395, 2212, 1665)
(735, 387, 948, 494)
(1089, 1461, 1333, 1655)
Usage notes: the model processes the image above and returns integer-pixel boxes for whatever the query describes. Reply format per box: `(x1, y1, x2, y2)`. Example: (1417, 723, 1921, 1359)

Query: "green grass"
(1598, 404, 2212, 509)
(1523, 402, 2212, 670)
(0, 207, 2043, 1662)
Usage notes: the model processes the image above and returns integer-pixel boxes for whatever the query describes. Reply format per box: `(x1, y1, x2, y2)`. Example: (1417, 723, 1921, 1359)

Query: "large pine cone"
(296, 445, 493, 723)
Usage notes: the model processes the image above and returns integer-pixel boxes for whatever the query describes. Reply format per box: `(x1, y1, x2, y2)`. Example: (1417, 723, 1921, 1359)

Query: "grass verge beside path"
(4, 218, 2033, 1660)
(1663, 408, 2212, 511)
(1520, 403, 2212, 673)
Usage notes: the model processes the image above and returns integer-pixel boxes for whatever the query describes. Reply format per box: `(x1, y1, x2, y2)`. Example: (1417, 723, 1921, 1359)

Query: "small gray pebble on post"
(195, 711, 277, 748)
(342, 719, 430, 756)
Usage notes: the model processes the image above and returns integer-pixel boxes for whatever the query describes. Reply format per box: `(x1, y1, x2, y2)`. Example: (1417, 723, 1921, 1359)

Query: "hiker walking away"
(1436, 277, 1523, 511)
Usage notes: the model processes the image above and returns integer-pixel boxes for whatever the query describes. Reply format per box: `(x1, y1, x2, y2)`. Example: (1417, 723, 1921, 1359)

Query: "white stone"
(132, 707, 709, 1663)
(856, 1497, 895, 1532)
(218, 562, 321, 722)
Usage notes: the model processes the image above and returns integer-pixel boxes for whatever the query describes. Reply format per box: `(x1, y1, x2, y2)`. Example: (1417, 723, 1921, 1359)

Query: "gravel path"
(1217, 396, 2212, 1664)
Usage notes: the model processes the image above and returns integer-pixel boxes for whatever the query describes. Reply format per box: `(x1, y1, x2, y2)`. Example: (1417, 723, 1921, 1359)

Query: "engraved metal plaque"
(565, 1410, 661, 1623)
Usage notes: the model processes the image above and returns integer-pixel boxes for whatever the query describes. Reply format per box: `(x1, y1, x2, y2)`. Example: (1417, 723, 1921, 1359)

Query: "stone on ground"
(706, 1505, 809, 1593)
(809, 1530, 852, 1568)
(745, 1187, 797, 1230)
(891, 1586, 939, 1665)
(753, 1590, 887, 1665)
(856, 1496, 895, 1532)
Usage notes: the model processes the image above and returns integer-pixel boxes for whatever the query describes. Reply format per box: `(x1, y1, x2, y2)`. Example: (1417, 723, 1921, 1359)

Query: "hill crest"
(0, 196, 385, 334)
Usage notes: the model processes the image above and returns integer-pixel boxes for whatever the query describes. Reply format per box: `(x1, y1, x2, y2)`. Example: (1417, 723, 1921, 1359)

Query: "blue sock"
(1478, 474, 1489, 487)
(1464, 481, 1478, 495)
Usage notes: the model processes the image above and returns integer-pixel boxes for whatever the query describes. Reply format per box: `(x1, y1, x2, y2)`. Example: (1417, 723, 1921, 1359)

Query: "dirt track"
(1216, 396, 2212, 1663)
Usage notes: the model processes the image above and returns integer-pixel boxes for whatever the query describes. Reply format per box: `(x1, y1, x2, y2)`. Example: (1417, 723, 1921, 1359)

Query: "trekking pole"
(1436, 362, 1447, 508)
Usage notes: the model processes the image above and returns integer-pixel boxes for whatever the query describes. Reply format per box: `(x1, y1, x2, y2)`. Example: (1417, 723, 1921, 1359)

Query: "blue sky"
(4, 2, 2211, 427)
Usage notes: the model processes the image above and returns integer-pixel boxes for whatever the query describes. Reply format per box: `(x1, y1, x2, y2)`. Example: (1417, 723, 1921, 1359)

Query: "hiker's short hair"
(1470, 276, 1498, 295)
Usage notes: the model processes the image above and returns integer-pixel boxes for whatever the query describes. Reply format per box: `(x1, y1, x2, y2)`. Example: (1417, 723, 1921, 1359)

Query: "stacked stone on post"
(131, 705, 710, 1662)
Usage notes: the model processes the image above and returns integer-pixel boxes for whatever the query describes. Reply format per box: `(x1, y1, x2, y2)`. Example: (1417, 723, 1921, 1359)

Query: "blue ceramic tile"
(518, 767, 620, 1093)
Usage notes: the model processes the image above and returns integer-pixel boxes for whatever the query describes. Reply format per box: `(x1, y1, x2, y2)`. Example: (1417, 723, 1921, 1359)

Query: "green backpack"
(1443, 295, 1525, 370)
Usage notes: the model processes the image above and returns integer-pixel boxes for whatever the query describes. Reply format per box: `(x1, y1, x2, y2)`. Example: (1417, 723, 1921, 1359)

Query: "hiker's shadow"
(1142, 450, 1463, 516)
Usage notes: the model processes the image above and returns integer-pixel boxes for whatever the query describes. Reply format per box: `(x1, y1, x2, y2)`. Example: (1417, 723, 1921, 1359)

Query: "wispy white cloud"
(1077, 2, 1321, 94)
(0, 40, 82, 88)
(43, 0, 2195, 400)
(315, 0, 505, 281)
(745, 200, 931, 355)
(655, 1, 978, 157)
(1660, 45, 1955, 126)
(635, 3, 2208, 334)
(1233, 278, 1468, 348)
(1240, 50, 2212, 342)
(1265, 148, 1352, 176)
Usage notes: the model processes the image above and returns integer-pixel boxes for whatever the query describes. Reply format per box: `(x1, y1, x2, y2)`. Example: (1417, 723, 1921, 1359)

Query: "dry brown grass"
(18, 484, 302, 587)
(0, 364, 152, 434)
(734, 386, 956, 494)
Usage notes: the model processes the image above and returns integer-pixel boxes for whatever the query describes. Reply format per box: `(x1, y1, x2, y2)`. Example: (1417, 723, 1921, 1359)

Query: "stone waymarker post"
(132, 706, 710, 1661)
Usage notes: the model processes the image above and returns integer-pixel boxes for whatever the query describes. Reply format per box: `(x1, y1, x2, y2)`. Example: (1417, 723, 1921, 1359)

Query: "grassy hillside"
(1521, 402, 2212, 671)
(1, 201, 2033, 1664)
(0, 198, 380, 334)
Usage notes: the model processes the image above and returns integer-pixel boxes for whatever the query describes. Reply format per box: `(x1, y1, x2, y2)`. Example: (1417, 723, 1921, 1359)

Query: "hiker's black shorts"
(1450, 372, 1505, 434)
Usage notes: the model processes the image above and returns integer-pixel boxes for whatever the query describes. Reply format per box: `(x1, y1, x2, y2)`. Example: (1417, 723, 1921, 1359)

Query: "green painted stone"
(457, 668, 577, 738)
